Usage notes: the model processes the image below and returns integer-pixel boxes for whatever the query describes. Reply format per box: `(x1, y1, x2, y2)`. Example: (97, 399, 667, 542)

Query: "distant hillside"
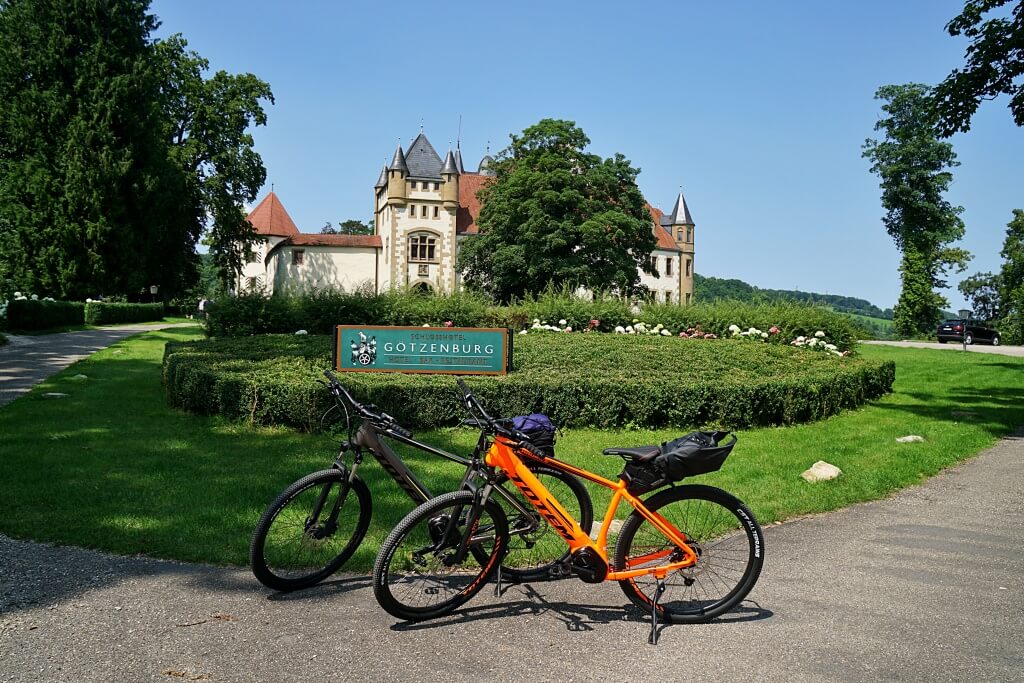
(694, 274, 893, 320)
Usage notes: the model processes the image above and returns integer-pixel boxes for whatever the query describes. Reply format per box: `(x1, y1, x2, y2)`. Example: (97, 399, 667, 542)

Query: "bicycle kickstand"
(648, 577, 667, 645)
(494, 563, 503, 597)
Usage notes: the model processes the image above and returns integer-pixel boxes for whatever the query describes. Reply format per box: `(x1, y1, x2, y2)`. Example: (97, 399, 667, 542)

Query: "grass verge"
(0, 330, 1021, 573)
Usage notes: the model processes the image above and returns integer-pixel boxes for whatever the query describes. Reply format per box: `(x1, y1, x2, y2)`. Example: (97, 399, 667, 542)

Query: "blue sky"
(151, 0, 1023, 311)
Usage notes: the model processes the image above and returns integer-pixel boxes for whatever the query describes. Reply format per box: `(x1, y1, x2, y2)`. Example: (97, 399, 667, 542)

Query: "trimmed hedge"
(84, 302, 165, 325)
(5, 299, 85, 330)
(162, 334, 895, 431)
(205, 290, 863, 351)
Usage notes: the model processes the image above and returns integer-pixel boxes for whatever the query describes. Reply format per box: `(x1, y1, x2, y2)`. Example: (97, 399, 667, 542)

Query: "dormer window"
(409, 232, 438, 263)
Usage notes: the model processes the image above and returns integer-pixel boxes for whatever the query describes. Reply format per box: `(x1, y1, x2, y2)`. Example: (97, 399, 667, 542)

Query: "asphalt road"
(860, 339, 1024, 356)
(2, 430, 1021, 683)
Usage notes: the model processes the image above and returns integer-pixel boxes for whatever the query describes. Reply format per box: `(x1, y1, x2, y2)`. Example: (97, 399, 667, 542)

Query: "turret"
(669, 190, 694, 245)
(386, 142, 408, 205)
(441, 149, 459, 209)
(478, 154, 495, 176)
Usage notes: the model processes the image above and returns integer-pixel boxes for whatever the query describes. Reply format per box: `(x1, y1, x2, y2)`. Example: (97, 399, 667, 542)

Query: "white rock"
(43, 393, 69, 399)
(294, 329, 308, 335)
(801, 460, 842, 483)
(896, 435, 925, 443)
(70, 374, 88, 381)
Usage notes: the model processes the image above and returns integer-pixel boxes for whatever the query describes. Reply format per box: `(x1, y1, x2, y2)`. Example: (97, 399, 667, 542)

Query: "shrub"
(163, 333, 895, 432)
(5, 299, 85, 330)
(84, 302, 165, 325)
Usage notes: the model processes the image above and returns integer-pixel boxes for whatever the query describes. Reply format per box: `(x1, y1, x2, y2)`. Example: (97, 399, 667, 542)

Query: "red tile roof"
(456, 174, 493, 234)
(247, 192, 300, 237)
(280, 234, 382, 248)
(647, 204, 679, 251)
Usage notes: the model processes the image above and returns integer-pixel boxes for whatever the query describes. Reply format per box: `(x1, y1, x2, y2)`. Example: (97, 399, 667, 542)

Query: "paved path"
(860, 339, 1024, 357)
(0, 324, 193, 407)
(1, 430, 1021, 682)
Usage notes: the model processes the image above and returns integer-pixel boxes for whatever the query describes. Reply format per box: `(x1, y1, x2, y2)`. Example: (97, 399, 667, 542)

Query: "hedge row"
(84, 302, 164, 325)
(162, 334, 895, 431)
(206, 290, 863, 351)
(5, 300, 85, 330)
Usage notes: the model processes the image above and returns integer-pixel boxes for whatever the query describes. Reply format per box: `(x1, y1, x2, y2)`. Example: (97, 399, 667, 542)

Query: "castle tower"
(669, 190, 696, 305)
(441, 149, 459, 209)
(386, 143, 408, 205)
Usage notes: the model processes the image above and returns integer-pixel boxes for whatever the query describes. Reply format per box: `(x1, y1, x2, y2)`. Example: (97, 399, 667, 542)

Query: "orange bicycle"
(372, 380, 765, 642)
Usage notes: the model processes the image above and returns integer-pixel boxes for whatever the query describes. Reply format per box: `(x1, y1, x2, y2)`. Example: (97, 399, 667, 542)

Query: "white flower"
(558, 319, 567, 326)
(760, 332, 768, 338)
(30, 294, 38, 300)
(796, 336, 805, 343)
(655, 324, 663, 330)
(815, 331, 825, 338)
(14, 295, 26, 301)
(728, 324, 740, 333)
(824, 343, 837, 351)
(533, 318, 540, 324)
(519, 330, 528, 335)
(43, 296, 54, 301)
(808, 338, 818, 346)
(531, 322, 542, 329)
(626, 326, 635, 334)
(295, 329, 308, 335)
(614, 326, 625, 334)
(748, 327, 757, 334)
(13, 292, 21, 298)
(422, 323, 430, 327)
(660, 329, 671, 336)
(563, 326, 572, 332)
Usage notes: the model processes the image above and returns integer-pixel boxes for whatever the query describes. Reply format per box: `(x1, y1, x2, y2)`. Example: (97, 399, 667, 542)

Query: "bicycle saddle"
(602, 445, 660, 463)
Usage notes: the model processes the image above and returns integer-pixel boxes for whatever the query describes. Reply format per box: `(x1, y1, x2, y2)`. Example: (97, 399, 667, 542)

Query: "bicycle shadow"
(261, 575, 373, 602)
(390, 581, 772, 635)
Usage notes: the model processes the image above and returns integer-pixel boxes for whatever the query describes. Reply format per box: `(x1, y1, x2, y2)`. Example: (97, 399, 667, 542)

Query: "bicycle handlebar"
(323, 369, 413, 438)
(455, 378, 543, 457)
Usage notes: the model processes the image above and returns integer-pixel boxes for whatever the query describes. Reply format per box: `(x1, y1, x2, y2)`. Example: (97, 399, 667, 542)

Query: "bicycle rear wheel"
(495, 465, 593, 582)
(250, 469, 371, 591)
(373, 490, 507, 621)
(614, 484, 764, 623)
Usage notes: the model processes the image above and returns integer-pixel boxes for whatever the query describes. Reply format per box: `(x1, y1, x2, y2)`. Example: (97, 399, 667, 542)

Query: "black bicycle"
(249, 370, 593, 591)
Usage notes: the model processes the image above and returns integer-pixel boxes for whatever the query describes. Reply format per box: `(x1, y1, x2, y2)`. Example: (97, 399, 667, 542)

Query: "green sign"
(334, 325, 512, 375)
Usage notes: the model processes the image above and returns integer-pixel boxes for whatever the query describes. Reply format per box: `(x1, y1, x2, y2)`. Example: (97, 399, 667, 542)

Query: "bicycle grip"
(389, 424, 413, 439)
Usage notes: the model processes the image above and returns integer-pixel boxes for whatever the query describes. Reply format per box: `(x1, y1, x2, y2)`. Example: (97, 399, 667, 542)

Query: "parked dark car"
(936, 319, 1001, 346)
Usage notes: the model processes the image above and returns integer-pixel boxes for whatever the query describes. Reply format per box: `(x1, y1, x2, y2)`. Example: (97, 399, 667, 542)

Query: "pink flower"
(769, 326, 780, 334)
(705, 333, 717, 339)
(564, 326, 573, 332)
(679, 331, 689, 338)
(589, 318, 600, 329)
(443, 320, 453, 327)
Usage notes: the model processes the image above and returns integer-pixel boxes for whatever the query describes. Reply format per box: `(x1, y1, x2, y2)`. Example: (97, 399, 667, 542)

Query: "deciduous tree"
(998, 209, 1024, 342)
(457, 119, 656, 302)
(863, 84, 971, 337)
(958, 272, 1001, 319)
(934, 0, 1024, 136)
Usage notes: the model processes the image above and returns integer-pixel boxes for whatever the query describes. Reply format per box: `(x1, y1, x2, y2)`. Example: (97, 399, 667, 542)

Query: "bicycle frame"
(484, 435, 699, 580)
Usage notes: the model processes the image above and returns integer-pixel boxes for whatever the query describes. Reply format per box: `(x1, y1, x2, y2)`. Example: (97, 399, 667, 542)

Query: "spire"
(441, 149, 459, 175)
(669, 190, 694, 226)
(375, 165, 387, 188)
(389, 142, 408, 173)
(454, 144, 465, 174)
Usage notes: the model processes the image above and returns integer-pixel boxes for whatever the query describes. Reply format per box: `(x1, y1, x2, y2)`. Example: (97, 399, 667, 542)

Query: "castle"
(239, 132, 696, 303)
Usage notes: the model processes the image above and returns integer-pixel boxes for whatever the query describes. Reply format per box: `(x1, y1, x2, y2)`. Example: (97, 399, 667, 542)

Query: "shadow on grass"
(870, 383, 1024, 437)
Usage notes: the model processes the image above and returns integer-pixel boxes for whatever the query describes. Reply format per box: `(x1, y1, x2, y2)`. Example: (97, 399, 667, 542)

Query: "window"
(409, 232, 438, 263)
(408, 204, 415, 217)
(651, 255, 658, 272)
(247, 249, 260, 264)
(421, 205, 428, 218)
(411, 181, 418, 190)
(666, 258, 673, 276)
(247, 276, 258, 290)
(685, 292, 692, 305)
(685, 259, 691, 277)
(686, 227, 693, 243)
(433, 182, 440, 191)
(292, 250, 304, 266)
(433, 206, 439, 218)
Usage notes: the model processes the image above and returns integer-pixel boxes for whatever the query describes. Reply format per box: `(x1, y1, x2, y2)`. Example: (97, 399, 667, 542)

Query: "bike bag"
(512, 413, 557, 457)
(619, 431, 735, 495)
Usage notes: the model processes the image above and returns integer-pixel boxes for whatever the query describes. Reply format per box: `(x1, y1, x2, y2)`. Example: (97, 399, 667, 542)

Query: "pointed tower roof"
(404, 133, 444, 179)
(374, 165, 387, 189)
(246, 191, 300, 237)
(669, 191, 694, 226)
(389, 143, 408, 173)
(454, 146, 465, 174)
(441, 149, 459, 175)
(478, 154, 495, 175)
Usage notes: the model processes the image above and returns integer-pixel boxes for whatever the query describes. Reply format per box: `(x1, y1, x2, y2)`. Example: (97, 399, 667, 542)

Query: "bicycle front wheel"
(373, 490, 508, 621)
(614, 484, 764, 623)
(249, 469, 372, 592)
(495, 465, 593, 582)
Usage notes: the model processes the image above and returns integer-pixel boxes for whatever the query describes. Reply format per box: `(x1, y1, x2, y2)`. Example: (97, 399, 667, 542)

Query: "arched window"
(409, 232, 439, 263)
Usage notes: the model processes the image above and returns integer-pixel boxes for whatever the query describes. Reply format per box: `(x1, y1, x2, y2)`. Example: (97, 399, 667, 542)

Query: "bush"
(206, 289, 862, 350)
(5, 299, 85, 330)
(84, 302, 165, 325)
(163, 333, 895, 432)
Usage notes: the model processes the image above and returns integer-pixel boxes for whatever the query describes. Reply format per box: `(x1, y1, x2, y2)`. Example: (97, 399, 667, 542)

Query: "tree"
(338, 219, 373, 235)
(998, 209, 1024, 342)
(0, 0, 192, 299)
(457, 119, 657, 302)
(934, 0, 1024, 136)
(320, 222, 337, 234)
(154, 34, 274, 289)
(958, 272, 1001, 319)
(863, 84, 971, 337)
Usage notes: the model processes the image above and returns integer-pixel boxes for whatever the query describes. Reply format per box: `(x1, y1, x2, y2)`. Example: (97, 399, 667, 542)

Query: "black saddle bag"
(620, 430, 736, 495)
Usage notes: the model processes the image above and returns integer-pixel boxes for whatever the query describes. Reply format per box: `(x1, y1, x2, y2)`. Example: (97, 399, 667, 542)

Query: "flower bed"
(162, 333, 894, 431)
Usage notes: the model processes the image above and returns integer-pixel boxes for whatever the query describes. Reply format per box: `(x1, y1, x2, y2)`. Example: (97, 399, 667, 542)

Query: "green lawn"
(0, 328, 1021, 572)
